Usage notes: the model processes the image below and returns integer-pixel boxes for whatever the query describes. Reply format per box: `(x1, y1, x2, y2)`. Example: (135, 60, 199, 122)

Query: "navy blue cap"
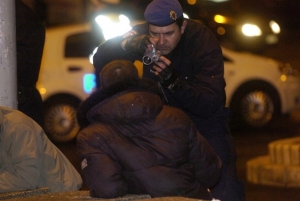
(144, 0, 183, 27)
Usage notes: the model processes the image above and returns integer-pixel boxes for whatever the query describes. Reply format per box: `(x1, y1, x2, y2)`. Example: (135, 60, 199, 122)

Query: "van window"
(65, 32, 104, 58)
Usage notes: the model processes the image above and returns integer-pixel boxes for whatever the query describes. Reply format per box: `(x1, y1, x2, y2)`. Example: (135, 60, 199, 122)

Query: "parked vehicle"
(37, 24, 99, 142)
(223, 47, 300, 128)
(37, 22, 300, 142)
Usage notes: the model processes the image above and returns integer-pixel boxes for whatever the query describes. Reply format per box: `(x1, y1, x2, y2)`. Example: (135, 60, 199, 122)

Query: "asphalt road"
(233, 113, 300, 201)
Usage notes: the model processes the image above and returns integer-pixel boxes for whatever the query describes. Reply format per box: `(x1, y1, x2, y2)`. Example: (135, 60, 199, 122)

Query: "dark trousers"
(196, 107, 245, 201)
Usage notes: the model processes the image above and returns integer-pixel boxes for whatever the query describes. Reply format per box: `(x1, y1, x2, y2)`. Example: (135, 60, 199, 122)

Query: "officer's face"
(149, 20, 187, 55)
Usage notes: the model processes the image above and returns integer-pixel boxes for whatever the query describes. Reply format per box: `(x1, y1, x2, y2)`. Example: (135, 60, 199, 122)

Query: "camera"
(142, 45, 159, 65)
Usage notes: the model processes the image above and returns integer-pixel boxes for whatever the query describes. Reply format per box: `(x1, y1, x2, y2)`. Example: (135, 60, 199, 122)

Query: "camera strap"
(158, 81, 170, 105)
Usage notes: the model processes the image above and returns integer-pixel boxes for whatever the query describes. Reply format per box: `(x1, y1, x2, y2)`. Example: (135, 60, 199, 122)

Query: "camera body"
(142, 45, 159, 65)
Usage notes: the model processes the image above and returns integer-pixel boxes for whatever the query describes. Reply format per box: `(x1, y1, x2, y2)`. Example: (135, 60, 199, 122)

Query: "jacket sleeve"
(0, 124, 42, 193)
(188, 124, 222, 188)
(93, 23, 148, 74)
(76, 128, 128, 198)
(93, 35, 141, 87)
(165, 25, 226, 119)
(93, 36, 140, 72)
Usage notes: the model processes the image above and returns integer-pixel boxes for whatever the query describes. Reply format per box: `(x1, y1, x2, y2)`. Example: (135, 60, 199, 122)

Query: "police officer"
(93, 0, 245, 200)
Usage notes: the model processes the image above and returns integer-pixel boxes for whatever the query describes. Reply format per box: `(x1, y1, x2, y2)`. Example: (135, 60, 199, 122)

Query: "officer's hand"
(123, 34, 151, 55)
(152, 57, 178, 86)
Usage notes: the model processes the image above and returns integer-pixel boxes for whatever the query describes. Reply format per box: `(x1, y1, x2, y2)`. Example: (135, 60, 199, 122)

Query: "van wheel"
(230, 81, 280, 129)
(43, 95, 81, 142)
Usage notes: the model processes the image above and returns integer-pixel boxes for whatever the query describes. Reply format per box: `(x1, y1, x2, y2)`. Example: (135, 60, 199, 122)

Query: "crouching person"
(76, 60, 222, 200)
(0, 106, 82, 193)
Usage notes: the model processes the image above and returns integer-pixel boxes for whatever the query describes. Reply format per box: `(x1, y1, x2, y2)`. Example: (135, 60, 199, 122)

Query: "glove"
(157, 64, 178, 86)
(124, 34, 151, 55)
(157, 64, 185, 92)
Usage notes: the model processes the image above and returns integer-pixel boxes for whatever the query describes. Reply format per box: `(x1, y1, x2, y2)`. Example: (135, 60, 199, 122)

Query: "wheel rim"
(44, 104, 79, 142)
(240, 90, 274, 127)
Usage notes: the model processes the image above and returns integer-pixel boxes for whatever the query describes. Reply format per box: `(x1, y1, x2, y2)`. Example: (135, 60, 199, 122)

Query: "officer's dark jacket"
(76, 78, 222, 199)
(93, 19, 227, 141)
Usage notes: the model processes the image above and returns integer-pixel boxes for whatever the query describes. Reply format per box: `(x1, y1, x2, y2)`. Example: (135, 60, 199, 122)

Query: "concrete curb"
(247, 137, 300, 187)
(1, 190, 212, 201)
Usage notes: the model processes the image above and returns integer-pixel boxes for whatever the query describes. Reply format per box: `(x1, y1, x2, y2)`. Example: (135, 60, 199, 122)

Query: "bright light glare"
(95, 14, 132, 40)
(270, 20, 280, 34)
(183, 13, 189, 19)
(95, 15, 110, 26)
(89, 47, 98, 64)
(119, 14, 130, 24)
(214, 15, 227, 24)
(242, 24, 262, 37)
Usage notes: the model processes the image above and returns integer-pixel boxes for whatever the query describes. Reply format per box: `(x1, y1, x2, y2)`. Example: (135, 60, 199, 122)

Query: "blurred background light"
(217, 27, 226, 35)
(280, 74, 287, 82)
(214, 14, 227, 24)
(95, 14, 132, 40)
(270, 20, 280, 34)
(242, 24, 262, 37)
(187, 0, 197, 5)
(183, 13, 189, 19)
(38, 87, 47, 95)
(89, 47, 98, 64)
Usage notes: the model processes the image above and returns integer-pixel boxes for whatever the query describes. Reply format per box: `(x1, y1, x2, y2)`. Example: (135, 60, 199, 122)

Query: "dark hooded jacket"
(76, 78, 222, 199)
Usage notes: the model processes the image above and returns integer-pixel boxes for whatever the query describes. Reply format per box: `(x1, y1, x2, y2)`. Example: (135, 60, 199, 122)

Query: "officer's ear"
(181, 20, 187, 34)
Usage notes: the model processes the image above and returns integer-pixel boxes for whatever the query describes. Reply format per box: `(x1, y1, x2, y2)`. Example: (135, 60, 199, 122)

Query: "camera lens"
(143, 56, 152, 65)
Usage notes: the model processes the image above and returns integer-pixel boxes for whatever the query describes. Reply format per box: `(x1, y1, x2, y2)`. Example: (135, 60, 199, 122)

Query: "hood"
(77, 78, 163, 127)
(88, 90, 163, 125)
